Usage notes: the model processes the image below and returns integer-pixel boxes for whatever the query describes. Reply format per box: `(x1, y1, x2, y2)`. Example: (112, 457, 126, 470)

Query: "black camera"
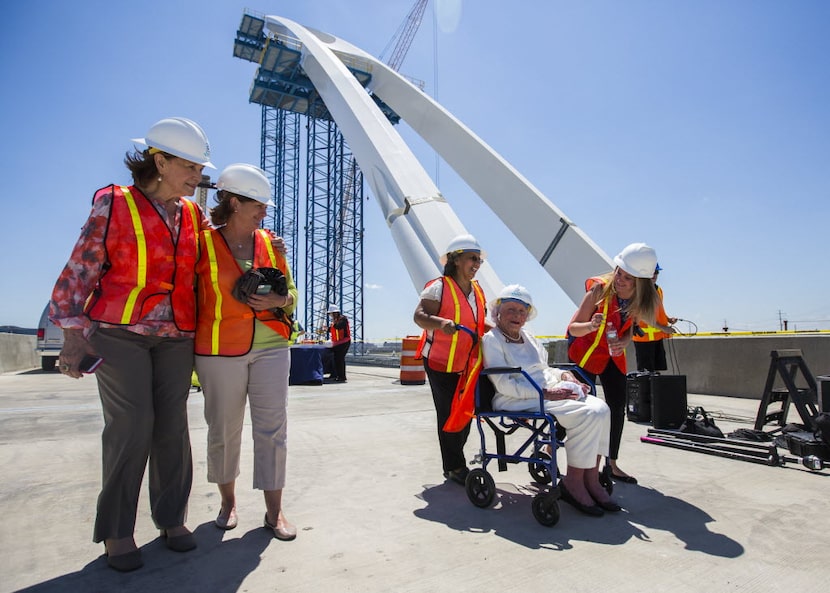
(233, 267, 288, 302)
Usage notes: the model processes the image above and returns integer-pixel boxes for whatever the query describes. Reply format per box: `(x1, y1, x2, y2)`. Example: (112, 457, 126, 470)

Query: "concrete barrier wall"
(547, 335, 830, 399)
(3, 331, 830, 397)
(0, 333, 38, 374)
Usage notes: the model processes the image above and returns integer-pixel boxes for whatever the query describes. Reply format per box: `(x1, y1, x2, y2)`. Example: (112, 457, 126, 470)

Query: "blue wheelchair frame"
(465, 364, 596, 526)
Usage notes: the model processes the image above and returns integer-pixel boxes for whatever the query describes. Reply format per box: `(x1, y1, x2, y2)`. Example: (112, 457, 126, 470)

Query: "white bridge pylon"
(265, 16, 612, 305)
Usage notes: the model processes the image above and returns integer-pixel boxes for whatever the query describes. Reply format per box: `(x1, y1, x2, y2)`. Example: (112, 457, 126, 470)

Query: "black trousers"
(634, 340, 668, 371)
(331, 341, 350, 381)
(575, 362, 627, 460)
(423, 360, 471, 472)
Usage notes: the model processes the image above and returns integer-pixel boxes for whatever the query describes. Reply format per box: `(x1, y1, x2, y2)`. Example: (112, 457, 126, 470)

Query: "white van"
(36, 304, 63, 371)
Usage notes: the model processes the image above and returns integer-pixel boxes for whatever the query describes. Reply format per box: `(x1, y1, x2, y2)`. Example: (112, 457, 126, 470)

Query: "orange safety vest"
(416, 276, 488, 433)
(416, 276, 487, 373)
(329, 316, 351, 345)
(633, 285, 672, 342)
(84, 185, 200, 331)
(195, 228, 292, 356)
(568, 276, 632, 375)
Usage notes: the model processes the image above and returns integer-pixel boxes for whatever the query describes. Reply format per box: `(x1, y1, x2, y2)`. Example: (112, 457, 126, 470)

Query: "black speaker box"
(626, 372, 652, 422)
(651, 375, 687, 429)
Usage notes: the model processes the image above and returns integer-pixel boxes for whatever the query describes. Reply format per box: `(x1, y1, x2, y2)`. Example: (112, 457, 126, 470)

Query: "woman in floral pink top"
(49, 117, 214, 572)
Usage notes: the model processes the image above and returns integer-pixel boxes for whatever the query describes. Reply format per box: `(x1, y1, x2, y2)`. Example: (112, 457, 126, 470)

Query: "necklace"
(500, 328, 523, 344)
(221, 229, 250, 250)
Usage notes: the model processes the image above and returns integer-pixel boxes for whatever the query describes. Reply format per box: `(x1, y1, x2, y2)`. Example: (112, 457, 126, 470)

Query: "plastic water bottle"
(606, 322, 619, 356)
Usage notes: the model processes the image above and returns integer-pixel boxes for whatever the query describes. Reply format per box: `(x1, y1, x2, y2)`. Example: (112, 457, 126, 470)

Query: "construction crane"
(380, 0, 429, 72)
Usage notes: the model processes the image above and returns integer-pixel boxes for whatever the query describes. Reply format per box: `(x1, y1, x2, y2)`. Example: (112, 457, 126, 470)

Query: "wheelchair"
(465, 365, 608, 526)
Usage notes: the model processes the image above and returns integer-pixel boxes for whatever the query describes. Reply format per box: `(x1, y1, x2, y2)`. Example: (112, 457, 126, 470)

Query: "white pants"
(492, 394, 610, 469)
(196, 347, 290, 490)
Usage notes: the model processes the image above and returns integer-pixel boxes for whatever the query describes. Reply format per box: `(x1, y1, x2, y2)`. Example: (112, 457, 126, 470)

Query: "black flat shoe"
(591, 496, 622, 512)
(443, 466, 469, 486)
(559, 482, 604, 517)
(106, 549, 143, 572)
(611, 473, 638, 484)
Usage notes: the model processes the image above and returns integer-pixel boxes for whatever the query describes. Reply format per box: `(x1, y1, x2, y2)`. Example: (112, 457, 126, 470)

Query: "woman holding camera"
(194, 163, 298, 541)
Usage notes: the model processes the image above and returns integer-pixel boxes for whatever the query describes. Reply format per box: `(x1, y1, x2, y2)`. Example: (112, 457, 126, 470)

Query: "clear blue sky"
(2, 0, 828, 340)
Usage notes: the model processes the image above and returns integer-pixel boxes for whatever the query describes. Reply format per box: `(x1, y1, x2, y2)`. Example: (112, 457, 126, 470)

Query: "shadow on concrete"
(15, 522, 273, 593)
(413, 480, 743, 557)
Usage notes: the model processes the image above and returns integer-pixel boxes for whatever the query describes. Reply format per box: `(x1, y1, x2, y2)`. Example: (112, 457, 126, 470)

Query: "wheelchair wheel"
(465, 468, 496, 508)
(528, 451, 552, 485)
(531, 492, 560, 527)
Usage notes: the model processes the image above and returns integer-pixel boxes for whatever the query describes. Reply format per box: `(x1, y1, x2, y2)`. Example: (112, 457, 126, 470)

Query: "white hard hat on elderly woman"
(490, 284, 537, 321)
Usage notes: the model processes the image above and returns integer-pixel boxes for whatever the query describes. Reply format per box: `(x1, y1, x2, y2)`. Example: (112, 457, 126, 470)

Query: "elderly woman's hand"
(58, 329, 98, 379)
(543, 387, 580, 401)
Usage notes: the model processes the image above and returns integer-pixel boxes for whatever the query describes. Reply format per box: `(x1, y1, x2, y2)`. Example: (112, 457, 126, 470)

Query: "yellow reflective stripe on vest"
(443, 278, 463, 373)
(259, 229, 277, 264)
(202, 232, 223, 355)
(578, 298, 609, 368)
(182, 199, 199, 242)
(642, 325, 660, 340)
(120, 187, 147, 324)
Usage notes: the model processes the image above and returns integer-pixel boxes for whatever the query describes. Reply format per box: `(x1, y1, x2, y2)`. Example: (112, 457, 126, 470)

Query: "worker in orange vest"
(632, 263, 677, 372)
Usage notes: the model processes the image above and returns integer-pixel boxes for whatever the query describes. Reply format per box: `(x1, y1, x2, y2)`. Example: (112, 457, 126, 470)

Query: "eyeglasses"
(464, 254, 483, 264)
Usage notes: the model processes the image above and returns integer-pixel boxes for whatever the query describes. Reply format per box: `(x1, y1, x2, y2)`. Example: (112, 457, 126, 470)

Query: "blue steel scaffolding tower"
(232, 11, 400, 351)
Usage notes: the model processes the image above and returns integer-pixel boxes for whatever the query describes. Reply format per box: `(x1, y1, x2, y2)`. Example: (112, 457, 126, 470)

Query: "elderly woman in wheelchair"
(480, 285, 621, 517)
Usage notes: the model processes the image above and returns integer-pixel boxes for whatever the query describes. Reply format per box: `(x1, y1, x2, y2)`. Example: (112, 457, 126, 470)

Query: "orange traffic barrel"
(400, 336, 426, 385)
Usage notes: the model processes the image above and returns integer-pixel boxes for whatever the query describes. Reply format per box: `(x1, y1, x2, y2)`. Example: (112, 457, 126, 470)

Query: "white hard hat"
(327, 304, 340, 314)
(132, 117, 215, 168)
(490, 284, 537, 321)
(439, 233, 486, 265)
(216, 163, 275, 206)
(613, 243, 658, 279)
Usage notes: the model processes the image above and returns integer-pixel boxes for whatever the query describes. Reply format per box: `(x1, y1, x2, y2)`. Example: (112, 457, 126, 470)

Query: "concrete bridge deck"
(0, 365, 826, 593)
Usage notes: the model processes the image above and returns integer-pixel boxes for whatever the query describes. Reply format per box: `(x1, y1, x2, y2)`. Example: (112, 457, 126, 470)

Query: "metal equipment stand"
(754, 349, 819, 431)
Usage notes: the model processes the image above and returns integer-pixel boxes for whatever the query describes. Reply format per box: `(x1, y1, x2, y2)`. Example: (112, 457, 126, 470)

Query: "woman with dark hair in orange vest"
(194, 164, 298, 542)
(48, 118, 214, 571)
(633, 263, 677, 371)
(567, 243, 663, 485)
(413, 234, 490, 485)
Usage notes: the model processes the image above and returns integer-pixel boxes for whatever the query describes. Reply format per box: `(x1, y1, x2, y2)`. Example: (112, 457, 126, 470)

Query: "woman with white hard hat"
(325, 304, 351, 382)
(48, 117, 215, 571)
(482, 285, 620, 516)
(194, 163, 298, 542)
(567, 242, 665, 485)
(413, 233, 490, 485)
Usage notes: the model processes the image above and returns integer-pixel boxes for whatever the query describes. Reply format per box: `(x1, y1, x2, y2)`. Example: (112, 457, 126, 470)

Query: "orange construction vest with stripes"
(195, 228, 291, 356)
(633, 285, 671, 342)
(416, 276, 487, 373)
(329, 316, 351, 345)
(84, 185, 200, 331)
(567, 276, 632, 375)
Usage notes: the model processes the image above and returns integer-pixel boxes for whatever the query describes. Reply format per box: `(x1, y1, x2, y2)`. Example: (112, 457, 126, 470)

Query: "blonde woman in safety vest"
(48, 118, 214, 572)
(567, 243, 663, 486)
(194, 164, 298, 542)
(414, 234, 490, 486)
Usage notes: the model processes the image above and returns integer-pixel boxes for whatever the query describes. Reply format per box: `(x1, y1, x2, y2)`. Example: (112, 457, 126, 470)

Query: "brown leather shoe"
(264, 512, 297, 541)
(106, 549, 143, 572)
(160, 529, 197, 552)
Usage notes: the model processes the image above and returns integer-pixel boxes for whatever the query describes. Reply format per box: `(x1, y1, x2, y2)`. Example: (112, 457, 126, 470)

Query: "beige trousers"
(195, 347, 290, 490)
